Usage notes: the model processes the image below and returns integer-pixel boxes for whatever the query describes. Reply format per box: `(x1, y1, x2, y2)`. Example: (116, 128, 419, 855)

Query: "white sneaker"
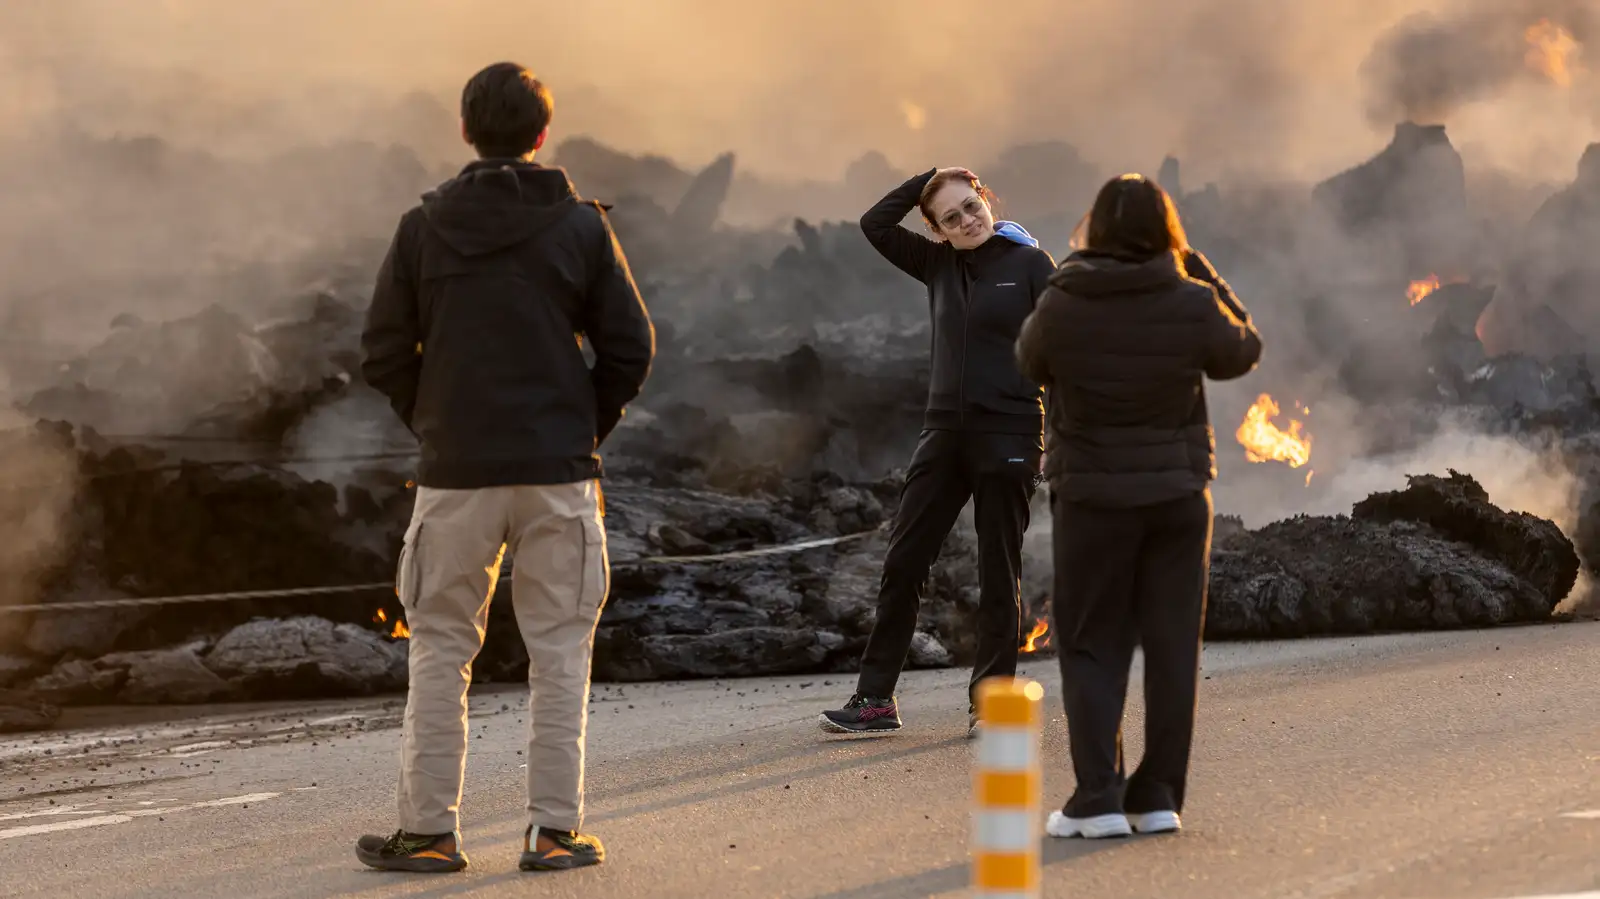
(1128, 810, 1182, 834)
(1045, 811, 1132, 839)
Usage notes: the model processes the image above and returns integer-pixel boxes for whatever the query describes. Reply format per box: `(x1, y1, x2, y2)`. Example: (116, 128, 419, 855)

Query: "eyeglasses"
(936, 197, 987, 231)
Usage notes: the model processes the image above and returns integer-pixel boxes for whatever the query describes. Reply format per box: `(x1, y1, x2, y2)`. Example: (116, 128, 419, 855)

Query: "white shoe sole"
(1129, 810, 1182, 834)
(1045, 811, 1132, 839)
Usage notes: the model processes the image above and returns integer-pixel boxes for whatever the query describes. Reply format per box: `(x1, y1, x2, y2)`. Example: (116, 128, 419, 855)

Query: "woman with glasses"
(819, 167, 1055, 738)
(1015, 173, 1262, 839)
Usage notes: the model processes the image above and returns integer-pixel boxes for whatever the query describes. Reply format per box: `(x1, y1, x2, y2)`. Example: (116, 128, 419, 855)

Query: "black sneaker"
(967, 706, 980, 740)
(818, 694, 901, 734)
(519, 825, 606, 871)
(354, 829, 468, 872)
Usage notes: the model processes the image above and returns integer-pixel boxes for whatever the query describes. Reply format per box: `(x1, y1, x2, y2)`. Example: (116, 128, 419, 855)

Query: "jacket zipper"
(957, 261, 973, 427)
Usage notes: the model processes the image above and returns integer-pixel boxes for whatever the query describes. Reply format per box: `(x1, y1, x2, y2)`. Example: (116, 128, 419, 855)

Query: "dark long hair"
(1069, 173, 1189, 260)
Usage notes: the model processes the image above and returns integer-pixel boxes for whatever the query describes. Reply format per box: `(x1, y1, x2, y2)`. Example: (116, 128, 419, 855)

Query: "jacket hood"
(1047, 248, 1187, 297)
(993, 220, 1039, 248)
(420, 159, 580, 256)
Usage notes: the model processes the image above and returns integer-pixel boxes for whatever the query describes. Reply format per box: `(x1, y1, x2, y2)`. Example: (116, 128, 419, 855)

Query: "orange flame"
(1407, 275, 1442, 305)
(1525, 19, 1579, 86)
(1409, 274, 1470, 306)
(1021, 618, 1050, 653)
(374, 608, 411, 640)
(1236, 394, 1312, 470)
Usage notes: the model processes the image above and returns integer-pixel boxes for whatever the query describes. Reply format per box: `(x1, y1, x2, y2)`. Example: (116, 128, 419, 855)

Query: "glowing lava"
(1021, 618, 1050, 653)
(374, 608, 411, 640)
(1409, 274, 1471, 306)
(1236, 394, 1312, 470)
(1408, 274, 1442, 305)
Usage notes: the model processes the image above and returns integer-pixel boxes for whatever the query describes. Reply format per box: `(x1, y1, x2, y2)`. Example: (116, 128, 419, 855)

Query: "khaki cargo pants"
(394, 480, 608, 836)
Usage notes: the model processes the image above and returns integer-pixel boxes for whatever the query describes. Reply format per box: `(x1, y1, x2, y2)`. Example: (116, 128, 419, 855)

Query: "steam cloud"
(0, 411, 76, 612)
(1361, 0, 1595, 126)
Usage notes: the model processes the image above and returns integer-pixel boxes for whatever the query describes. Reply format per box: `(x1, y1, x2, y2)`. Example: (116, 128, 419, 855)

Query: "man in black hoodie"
(355, 62, 654, 875)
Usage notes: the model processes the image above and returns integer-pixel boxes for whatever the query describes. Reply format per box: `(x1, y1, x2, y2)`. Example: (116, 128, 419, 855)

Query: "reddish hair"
(918, 169, 999, 231)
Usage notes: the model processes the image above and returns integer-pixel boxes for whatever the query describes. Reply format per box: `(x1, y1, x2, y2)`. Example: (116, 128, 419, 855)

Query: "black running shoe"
(967, 705, 980, 740)
(818, 694, 901, 734)
(355, 829, 468, 872)
(519, 826, 606, 871)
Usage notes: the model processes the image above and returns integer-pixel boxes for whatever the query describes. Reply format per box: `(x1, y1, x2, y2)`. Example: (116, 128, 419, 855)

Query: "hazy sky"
(2, 0, 1594, 183)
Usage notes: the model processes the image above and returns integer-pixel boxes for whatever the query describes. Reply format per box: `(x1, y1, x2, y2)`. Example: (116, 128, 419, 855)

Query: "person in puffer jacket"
(1015, 173, 1261, 841)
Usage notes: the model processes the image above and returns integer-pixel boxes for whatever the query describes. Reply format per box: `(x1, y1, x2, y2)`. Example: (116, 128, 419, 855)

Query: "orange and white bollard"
(972, 677, 1044, 899)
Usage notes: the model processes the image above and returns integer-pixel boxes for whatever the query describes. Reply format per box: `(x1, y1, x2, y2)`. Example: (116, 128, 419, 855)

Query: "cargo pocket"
(396, 520, 425, 612)
(578, 516, 609, 622)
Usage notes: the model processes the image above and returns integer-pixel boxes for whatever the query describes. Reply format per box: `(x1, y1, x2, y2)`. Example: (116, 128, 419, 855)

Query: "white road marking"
(1, 706, 397, 765)
(0, 815, 134, 839)
(0, 792, 283, 841)
(0, 806, 107, 822)
(192, 792, 279, 808)
(1497, 893, 1600, 899)
(1557, 809, 1600, 820)
(164, 740, 234, 757)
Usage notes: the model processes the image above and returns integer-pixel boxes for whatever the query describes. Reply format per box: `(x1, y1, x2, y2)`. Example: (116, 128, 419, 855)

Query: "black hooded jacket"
(860, 169, 1057, 435)
(1014, 248, 1262, 508)
(361, 159, 655, 489)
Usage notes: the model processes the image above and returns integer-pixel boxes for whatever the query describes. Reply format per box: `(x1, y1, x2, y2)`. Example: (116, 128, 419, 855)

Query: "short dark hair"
(460, 62, 554, 158)
(1072, 173, 1190, 260)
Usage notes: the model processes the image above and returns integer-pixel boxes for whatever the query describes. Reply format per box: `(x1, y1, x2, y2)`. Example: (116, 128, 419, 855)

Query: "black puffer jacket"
(1014, 248, 1262, 508)
(861, 169, 1057, 435)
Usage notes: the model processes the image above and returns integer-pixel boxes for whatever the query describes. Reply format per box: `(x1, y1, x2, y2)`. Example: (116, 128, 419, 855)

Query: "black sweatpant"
(856, 428, 1040, 702)
(1052, 489, 1212, 818)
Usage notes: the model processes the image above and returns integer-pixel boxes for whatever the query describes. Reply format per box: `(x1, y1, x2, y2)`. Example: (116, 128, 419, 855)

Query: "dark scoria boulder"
(544, 476, 982, 683)
(28, 645, 235, 705)
(598, 626, 843, 681)
(74, 449, 391, 598)
(0, 653, 45, 689)
(1351, 470, 1579, 605)
(15, 434, 404, 666)
(586, 522, 980, 682)
(0, 688, 60, 734)
(22, 617, 408, 707)
(1207, 471, 1578, 638)
(203, 616, 408, 699)
(1207, 516, 1549, 638)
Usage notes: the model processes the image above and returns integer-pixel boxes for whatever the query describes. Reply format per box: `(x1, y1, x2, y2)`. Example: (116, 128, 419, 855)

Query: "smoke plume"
(1361, 0, 1595, 127)
(0, 411, 77, 611)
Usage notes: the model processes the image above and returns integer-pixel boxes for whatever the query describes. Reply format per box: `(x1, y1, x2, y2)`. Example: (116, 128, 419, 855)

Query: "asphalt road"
(1, 621, 1596, 899)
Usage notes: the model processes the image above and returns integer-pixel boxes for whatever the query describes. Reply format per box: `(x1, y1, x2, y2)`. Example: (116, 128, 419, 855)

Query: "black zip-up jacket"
(1014, 248, 1262, 508)
(360, 159, 655, 489)
(860, 169, 1057, 435)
